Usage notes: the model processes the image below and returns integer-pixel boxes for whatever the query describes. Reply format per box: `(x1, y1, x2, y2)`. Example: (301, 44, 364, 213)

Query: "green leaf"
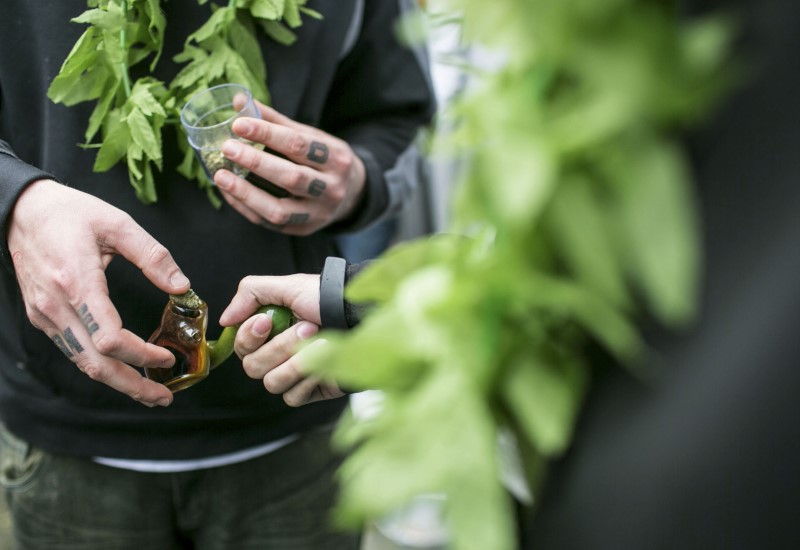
(143, 0, 167, 68)
(72, 7, 125, 33)
(249, 0, 284, 20)
(94, 111, 130, 172)
(126, 107, 161, 162)
(228, 16, 267, 83)
(344, 235, 471, 304)
(188, 5, 235, 45)
(170, 46, 211, 91)
(222, 49, 270, 103)
(49, 62, 111, 106)
(516, 271, 644, 364)
(136, 158, 158, 204)
(282, 0, 301, 27)
(607, 137, 700, 325)
(502, 355, 587, 456)
(299, 6, 322, 20)
(85, 81, 121, 142)
(545, 175, 629, 309)
(47, 30, 106, 105)
(130, 81, 167, 118)
(202, 39, 234, 83)
(259, 19, 297, 46)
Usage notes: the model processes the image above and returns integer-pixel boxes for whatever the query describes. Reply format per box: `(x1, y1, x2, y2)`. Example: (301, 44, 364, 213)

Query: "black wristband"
(319, 256, 348, 330)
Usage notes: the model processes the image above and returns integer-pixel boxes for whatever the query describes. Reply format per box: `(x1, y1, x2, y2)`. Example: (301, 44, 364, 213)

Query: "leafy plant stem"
(120, 0, 132, 97)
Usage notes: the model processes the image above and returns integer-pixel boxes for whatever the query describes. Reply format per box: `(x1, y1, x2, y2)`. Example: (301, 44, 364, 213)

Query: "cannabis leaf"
(48, 0, 319, 205)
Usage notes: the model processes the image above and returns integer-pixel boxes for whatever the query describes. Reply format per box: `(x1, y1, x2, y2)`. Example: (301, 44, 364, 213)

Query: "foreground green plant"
(307, 1, 735, 548)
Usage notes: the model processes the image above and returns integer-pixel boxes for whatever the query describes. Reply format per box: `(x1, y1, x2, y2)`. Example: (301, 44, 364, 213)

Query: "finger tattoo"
(260, 213, 310, 230)
(307, 141, 329, 164)
(308, 179, 326, 197)
(63, 327, 85, 354)
(286, 213, 310, 225)
(52, 334, 74, 358)
(53, 327, 84, 358)
(78, 303, 99, 335)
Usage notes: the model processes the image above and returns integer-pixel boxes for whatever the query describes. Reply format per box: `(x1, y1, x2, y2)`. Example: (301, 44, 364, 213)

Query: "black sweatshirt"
(0, 0, 434, 460)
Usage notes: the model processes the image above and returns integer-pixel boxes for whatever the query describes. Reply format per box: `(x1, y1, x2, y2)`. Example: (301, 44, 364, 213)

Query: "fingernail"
(251, 312, 274, 338)
(221, 139, 242, 158)
(297, 322, 318, 340)
(215, 170, 233, 190)
(171, 271, 190, 288)
(157, 398, 172, 407)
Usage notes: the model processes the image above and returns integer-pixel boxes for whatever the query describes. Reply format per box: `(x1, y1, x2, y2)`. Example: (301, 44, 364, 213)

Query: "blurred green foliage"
(307, 1, 735, 548)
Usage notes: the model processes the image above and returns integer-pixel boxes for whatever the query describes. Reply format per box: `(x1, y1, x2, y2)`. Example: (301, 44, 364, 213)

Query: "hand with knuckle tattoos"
(218, 273, 345, 407)
(7, 180, 191, 408)
(212, 101, 367, 235)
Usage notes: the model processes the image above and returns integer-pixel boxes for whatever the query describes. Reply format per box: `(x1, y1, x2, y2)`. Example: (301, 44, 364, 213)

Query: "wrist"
(7, 179, 58, 247)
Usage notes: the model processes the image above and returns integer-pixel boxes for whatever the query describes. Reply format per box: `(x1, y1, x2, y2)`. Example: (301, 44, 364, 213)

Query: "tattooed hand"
(7, 180, 191, 407)
(212, 101, 367, 235)
(219, 274, 345, 407)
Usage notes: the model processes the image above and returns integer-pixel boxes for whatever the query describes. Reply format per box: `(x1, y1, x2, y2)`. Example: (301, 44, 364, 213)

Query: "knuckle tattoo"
(308, 179, 326, 197)
(51, 329, 85, 361)
(63, 327, 85, 355)
(307, 141, 329, 164)
(285, 213, 310, 226)
(78, 303, 100, 335)
(52, 334, 74, 359)
(260, 209, 309, 230)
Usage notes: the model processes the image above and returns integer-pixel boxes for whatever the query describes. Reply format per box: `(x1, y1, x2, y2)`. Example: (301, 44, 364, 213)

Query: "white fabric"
(93, 433, 298, 473)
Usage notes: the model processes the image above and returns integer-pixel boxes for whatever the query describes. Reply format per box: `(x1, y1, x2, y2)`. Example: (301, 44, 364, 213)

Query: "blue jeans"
(0, 423, 360, 550)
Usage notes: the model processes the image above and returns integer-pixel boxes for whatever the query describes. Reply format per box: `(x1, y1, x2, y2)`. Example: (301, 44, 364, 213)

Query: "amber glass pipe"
(145, 290, 294, 392)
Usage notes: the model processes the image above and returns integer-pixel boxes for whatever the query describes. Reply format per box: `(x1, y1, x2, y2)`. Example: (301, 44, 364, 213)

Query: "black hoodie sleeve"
(321, 0, 436, 233)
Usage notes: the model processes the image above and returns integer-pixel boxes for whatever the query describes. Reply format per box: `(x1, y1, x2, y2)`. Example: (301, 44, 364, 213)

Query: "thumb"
(109, 216, 191, 294)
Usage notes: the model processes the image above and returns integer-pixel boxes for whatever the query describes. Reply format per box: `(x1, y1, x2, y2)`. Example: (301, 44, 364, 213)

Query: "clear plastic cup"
(180, 83, 261, 181)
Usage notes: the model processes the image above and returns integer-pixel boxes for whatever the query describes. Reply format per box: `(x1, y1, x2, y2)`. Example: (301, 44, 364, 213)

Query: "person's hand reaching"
(7, 180, 191, 407)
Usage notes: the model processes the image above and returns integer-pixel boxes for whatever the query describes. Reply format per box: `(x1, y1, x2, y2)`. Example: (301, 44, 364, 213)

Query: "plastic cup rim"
(180, 83, 255, 132)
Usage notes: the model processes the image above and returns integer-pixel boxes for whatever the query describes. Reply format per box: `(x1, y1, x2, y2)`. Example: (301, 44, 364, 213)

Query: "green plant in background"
(307, 1, 735, 548)
(48, 0, 320, 206)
